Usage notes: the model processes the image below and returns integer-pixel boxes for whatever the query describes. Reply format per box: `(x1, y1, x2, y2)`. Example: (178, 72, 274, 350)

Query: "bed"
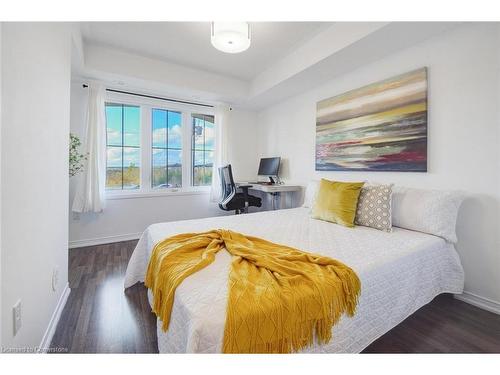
(124, 207, 464, 353)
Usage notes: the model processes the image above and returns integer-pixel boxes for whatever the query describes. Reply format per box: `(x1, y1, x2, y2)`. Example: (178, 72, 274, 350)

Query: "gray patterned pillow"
(355, 184, 393, 232)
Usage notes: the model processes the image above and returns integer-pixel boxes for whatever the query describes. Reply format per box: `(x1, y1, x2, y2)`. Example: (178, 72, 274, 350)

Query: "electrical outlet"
(13, 300, 22, 336)
(52, 266, 59, 291)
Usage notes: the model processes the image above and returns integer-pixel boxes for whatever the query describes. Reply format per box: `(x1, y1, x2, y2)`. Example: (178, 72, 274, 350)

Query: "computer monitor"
(258, 157, 280, 177)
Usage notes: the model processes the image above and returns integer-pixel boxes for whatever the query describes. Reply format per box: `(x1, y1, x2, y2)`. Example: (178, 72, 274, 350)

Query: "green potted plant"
(69, 133, 88, 177)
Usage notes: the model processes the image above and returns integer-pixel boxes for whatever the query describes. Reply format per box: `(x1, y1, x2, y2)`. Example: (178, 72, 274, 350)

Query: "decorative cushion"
(311, 179, 364, 227)
(302, 180, 320, 208)
(355, 184, 393, 232)
(392, 186, 466, 243)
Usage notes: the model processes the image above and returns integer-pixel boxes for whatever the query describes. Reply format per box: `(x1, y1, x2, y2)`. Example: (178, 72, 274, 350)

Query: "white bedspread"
(124, 208, 464, 353)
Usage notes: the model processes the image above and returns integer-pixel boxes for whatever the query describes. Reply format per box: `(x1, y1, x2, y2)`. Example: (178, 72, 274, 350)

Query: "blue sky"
(106, 105, 140, 146)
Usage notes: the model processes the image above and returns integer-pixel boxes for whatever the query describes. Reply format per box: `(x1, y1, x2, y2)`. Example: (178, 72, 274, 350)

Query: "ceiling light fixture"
(211, 22, 251, 54)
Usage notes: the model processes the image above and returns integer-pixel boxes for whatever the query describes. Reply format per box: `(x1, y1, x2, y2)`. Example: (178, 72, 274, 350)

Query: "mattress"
(124, 207, 464, 353)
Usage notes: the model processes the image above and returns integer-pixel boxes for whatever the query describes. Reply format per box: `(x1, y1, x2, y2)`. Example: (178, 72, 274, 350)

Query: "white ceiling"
(81, 22, 332, 81)
(75, 22, 461, 109)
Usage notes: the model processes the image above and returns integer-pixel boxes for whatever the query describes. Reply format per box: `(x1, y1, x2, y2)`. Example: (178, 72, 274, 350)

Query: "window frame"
(104, 91, 215, 199)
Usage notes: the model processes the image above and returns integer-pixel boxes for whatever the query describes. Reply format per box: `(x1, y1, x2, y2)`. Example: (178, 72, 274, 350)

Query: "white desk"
(237, 183, 302, 210)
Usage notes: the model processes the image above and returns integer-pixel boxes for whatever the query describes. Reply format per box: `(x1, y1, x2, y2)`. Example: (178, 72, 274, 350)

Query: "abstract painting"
(316, 68, 428, 172)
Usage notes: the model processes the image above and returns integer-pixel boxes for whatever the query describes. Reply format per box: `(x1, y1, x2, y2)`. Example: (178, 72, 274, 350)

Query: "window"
(105, 103, 141, 190)
(192, 114, 215, 186)
(151, 109, 182, 188)
(104, 93, 215, 195)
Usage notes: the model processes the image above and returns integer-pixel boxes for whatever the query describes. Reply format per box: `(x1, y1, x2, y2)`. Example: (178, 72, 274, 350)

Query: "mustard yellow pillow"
(311, 179, 365, 227)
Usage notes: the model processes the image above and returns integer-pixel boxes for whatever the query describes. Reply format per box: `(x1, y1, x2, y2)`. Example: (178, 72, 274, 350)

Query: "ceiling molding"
(250, 22, 389, 97)
(243, 22, 462, 109)
(73, 22, 463, 110)
(82, 43, 249, 103)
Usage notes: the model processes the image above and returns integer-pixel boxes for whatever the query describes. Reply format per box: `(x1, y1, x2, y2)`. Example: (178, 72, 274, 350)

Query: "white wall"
(1, 23, 72, 348)
(225, 108, 261, 182)
(68, 83, 260, 246)
(0, 22, 3, 346)
(257, 23, 500, 305)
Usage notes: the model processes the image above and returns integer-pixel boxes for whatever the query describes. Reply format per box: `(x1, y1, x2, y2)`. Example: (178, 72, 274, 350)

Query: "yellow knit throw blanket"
(145, 229, 361, 353)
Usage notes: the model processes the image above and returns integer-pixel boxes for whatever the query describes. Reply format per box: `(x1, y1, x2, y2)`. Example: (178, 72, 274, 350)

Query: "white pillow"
(302, 180, 320, 208)
(392, 186, 465, 243)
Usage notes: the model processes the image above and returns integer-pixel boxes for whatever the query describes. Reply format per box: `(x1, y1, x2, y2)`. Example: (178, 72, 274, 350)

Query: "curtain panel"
(72, 82, 107, 213)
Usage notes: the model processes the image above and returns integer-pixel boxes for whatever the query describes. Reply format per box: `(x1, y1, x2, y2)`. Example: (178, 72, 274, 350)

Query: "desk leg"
(270, 192, 280, 210)
(273, 192, 282, 210)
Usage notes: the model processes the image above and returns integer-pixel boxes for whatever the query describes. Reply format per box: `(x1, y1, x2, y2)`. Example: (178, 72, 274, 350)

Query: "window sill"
(106, 187, 211, 200)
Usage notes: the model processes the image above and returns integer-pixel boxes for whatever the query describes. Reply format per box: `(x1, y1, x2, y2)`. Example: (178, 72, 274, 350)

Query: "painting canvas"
(316, 68, 428, 172)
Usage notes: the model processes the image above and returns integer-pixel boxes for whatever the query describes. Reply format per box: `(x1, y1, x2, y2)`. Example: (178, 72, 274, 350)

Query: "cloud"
(123, 148, 139, 156)
(107, 128, 140, 146)
(124, 131, 140, 146)
(107, 129, 121, 144)
(152, 124, 182, 147)
(152, 149, 166, 165)
(152, 128, 166, 145)
(193, 123, 215, 149)
(107, 147, 140, 168)
(204, 124, 215, 142)
(107, 147, 122, 167)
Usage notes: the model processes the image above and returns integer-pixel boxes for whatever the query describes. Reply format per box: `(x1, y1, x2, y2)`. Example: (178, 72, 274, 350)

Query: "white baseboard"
(69, 232, 142, 249)
(454, 291, 500, 315)
(38, 283, 71, 353)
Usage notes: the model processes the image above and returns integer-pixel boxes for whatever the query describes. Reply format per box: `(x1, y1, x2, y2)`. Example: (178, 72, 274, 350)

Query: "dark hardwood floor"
(51, 240, 158, 353)
(50, 240, 500, 353)
(364, 294, 500, 353)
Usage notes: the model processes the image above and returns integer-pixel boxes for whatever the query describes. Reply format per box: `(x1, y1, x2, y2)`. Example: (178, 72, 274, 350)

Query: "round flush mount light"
(211, 22, 251, 54)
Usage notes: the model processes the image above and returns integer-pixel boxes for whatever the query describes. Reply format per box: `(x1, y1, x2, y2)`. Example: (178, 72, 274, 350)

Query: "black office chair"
(218, 164, 262, 214)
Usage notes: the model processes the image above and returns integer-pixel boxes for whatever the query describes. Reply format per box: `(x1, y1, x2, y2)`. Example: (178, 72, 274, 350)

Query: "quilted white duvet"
(124, 207, 464, 353)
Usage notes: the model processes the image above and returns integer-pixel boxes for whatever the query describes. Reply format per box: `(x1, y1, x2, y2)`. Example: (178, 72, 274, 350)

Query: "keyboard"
(246, 181, 273, 185)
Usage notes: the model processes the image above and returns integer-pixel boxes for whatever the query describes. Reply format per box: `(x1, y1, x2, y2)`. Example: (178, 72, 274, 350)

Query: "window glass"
(105, 99, 215, 193)
(192, 114, 215, 186)
(105, 104, 141, 190)
(152, 108, 182, 188)
(124, 106, 141, 147)
(152, 109, 167, 148)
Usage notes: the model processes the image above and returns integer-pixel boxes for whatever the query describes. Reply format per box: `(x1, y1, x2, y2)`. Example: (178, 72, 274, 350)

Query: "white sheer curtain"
(72, 82, 107, 213)
(210, 105, 230, 202)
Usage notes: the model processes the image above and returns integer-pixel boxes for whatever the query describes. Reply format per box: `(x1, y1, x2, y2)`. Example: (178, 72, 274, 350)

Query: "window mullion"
(121, 104, 124, 190)
(141, 105, 151, 192)
(165, 111, 170, 186)
(183, 112, 192, 188)
(202, 117, 205, 185)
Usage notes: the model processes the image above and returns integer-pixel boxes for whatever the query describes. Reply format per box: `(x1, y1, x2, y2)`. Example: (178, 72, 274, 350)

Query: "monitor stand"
(269, 176, 275, 184)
